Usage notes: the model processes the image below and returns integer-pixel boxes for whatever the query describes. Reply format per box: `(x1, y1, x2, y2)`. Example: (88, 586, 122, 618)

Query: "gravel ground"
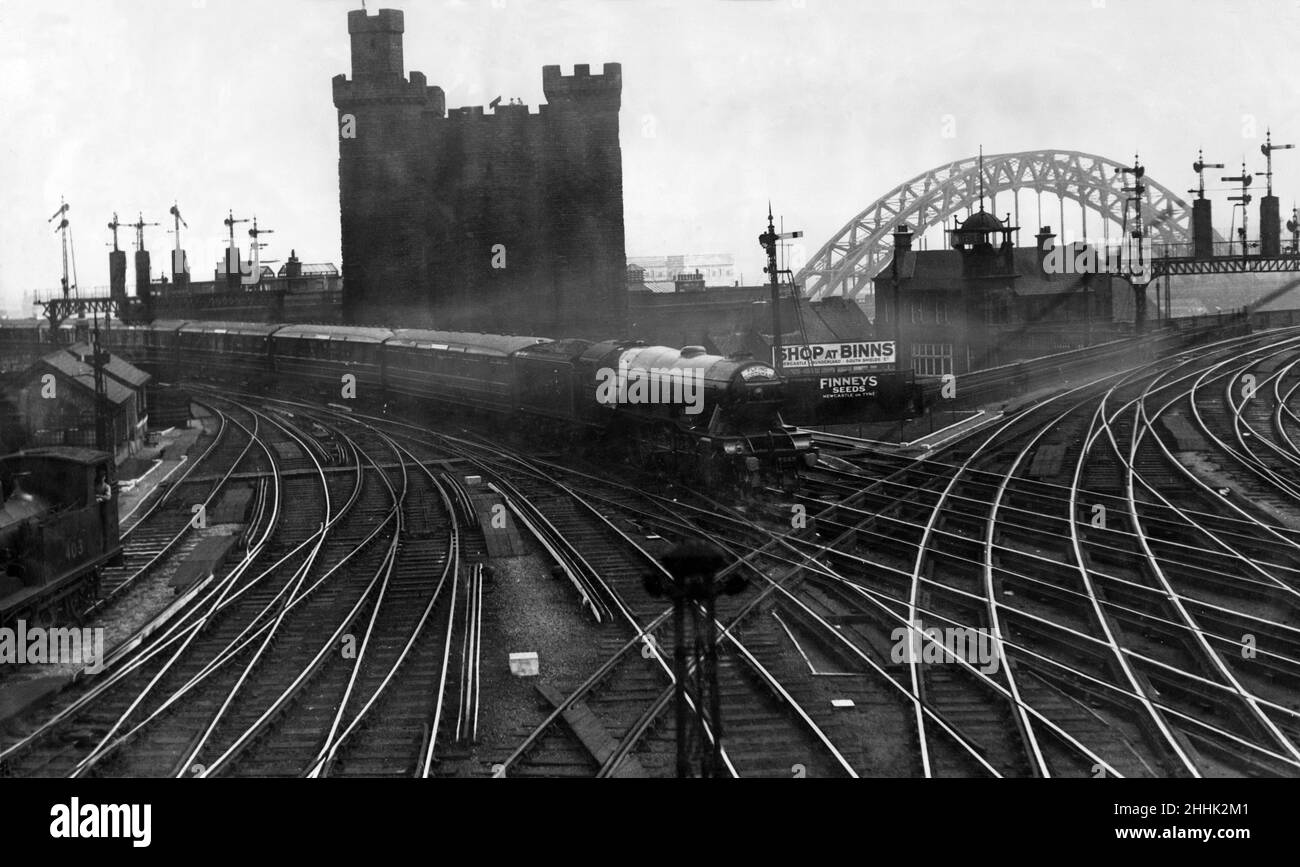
(440, 548, 616, 777)
(1178, 450, 1300, 529)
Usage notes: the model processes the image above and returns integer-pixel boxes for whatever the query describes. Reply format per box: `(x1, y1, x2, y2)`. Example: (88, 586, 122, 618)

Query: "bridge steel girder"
(797, 150, 1224, 302)
(1150, 256, 1300, 278)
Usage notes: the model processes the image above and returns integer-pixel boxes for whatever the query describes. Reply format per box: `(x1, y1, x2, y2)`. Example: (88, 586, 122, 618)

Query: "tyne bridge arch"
(797, 149, 1221, 302)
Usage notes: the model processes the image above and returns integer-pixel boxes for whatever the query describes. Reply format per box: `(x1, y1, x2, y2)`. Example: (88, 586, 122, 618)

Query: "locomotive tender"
(58, 320, 817, 489)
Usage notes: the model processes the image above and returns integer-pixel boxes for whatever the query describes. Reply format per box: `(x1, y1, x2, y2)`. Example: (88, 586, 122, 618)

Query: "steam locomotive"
(74, 320, 817, 490)
(0, 447, 122, 628)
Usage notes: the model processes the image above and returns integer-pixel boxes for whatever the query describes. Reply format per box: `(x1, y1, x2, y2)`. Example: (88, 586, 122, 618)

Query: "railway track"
(12, 326, 1300, 777)
(268, 400, 860, 778)
(0, 399, 342, 776)
(88, 401, 258, 613)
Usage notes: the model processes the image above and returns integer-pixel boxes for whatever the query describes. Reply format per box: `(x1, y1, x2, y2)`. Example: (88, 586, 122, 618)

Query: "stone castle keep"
(333, 8, 628, 338)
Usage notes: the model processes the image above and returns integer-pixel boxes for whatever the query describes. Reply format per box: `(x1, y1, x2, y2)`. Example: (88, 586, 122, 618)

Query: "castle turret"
(542, 63, 623, 111)
(539, 63, 627, 336)
(332, 9, 445, 114)
(332, 10, 626, 338)
(348, 8, 404, 79)
(333, 9, 444, 324)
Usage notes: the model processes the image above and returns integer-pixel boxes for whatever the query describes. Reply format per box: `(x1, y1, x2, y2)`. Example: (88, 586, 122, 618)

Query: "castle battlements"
(542, 63, 623, 109)
(333, 72, 446, 114)
(333, 9, 626, 339)
(347, 7, 404, 34)
(444, 102, 544, 122)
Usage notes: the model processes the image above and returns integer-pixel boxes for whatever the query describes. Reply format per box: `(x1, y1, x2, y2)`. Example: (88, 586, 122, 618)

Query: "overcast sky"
(2, 0, 1299, 310)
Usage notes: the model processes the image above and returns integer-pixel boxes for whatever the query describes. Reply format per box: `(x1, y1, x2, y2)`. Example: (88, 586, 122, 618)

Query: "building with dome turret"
(874, 205, 1134, 377)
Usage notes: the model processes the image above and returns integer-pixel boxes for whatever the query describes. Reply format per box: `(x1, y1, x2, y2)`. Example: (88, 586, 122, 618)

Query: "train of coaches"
(0, 318, 819, 491)
(0, 316, 828, 626)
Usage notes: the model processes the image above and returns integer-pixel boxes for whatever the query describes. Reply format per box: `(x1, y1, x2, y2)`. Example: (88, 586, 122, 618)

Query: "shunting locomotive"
(0, 448, 122, 627)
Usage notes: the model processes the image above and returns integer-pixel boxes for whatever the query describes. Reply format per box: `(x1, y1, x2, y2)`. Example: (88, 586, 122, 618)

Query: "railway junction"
(2, 313, 1299, 780)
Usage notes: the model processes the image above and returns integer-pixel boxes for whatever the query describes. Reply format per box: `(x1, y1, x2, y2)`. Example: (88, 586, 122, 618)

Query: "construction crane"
(48, 198, 76, 301)
(1190, 150, 1224, 200)
(1260, 129, 1294, 197)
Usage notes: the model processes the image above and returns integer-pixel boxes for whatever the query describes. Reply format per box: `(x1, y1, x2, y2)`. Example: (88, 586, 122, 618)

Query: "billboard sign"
(818, 374, 883, 400)
(783, 371, 919, 424)
(775, 341, 896, 370)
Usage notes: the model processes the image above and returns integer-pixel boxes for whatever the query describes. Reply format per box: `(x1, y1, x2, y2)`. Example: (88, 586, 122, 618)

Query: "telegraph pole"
(48, 199, 74, 303)
(1260, 128, 1294, 198)
(90, 310, 110, 456)
(1224, 162, 1253, 263)
(1118, 155, 1149, 331)
(760, 206, 802, 374)
(224, 210, 251, 289)
(248, 215, 276, 288)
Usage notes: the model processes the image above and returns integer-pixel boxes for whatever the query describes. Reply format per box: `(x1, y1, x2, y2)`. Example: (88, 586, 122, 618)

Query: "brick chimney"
(1035, 226, 1056, 277)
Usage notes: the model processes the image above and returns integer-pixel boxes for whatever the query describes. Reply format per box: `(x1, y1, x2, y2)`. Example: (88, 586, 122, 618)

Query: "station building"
(874, 212, 1135, 377)
(8, 345, 151, 462)
(628, 287, 874, 362)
